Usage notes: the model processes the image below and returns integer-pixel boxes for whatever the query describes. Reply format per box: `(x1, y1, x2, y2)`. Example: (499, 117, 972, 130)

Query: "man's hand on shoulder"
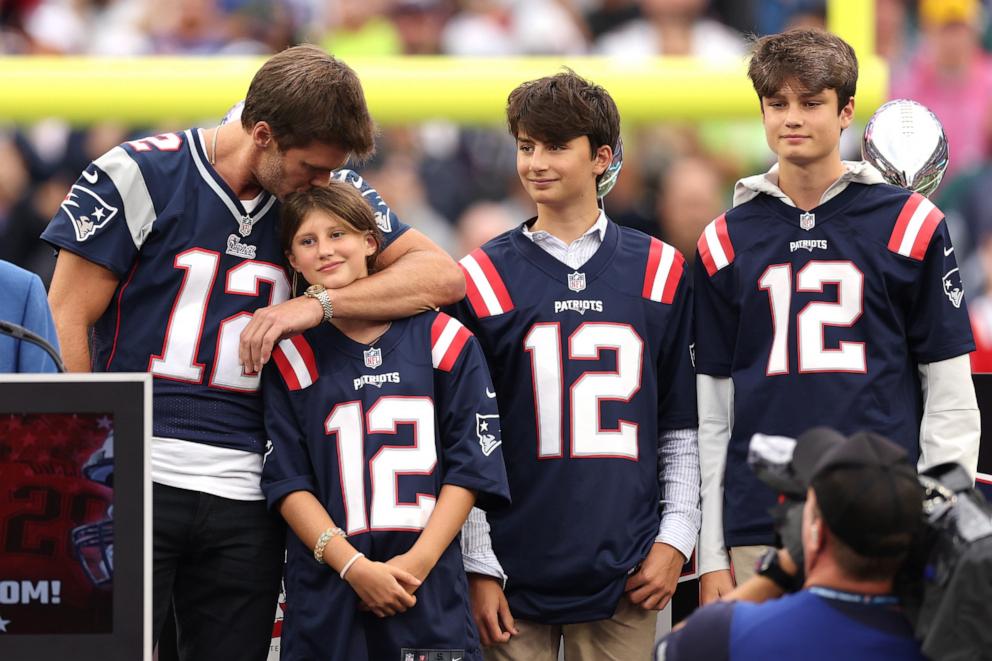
(625, 542, 685, 611)
(468, 574, 517, 646)
(699, 569, 735, 606)
(239, 296, 324, 373)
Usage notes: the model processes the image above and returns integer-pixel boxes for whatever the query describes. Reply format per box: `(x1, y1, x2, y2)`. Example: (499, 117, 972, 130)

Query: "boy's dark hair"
(280, 181, 383, 279)
(506, 69, 620, 158)
(747, 29, 858, 111)
(242, 45, 375, 159)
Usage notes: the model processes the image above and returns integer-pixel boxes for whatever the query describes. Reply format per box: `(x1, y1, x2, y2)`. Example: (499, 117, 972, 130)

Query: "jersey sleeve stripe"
(643, 239, 684, 304)
(698, 214, 733, 276)
(661, 250, 685, 304)
(888, 193, 944, 260)
(94, 146, 157, 249)
(459, 250, 513, 317)
(642, 237, 663, 299)
(887, 192, 923, 254)
(272, 336, 318, 390)
(716, 214, 735, 262)
(459, 261, 488, 318)
(431, 313, 472, 372)
(909, 204, 944, 260)
(697, 233, 716, 276)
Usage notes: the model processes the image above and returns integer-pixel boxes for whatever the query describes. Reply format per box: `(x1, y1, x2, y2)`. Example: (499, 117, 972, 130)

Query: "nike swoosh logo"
(81, 169, 98, 185)
(485, 388, 496, 398)
(944, 246, 954, 257)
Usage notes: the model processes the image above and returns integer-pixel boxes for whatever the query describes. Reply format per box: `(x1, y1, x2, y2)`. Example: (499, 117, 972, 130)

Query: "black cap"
(792, 428, 923, 557)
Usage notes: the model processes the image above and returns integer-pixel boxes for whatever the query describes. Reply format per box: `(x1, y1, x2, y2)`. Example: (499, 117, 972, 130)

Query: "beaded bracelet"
(313, 527, 346, 565)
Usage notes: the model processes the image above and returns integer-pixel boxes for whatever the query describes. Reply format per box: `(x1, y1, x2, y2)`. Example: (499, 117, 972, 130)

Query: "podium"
(0, 374, 151, 661)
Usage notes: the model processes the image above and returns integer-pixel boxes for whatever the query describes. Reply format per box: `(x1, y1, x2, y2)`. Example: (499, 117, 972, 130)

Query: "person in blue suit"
(0, 260, 60, 373)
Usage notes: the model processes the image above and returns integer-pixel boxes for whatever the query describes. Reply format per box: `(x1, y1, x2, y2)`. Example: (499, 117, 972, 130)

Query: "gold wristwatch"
(304, 284, 334, 323)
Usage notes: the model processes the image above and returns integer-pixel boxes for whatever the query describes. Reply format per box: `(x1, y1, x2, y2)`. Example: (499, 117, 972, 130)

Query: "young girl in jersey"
(260, 181, 509, 661)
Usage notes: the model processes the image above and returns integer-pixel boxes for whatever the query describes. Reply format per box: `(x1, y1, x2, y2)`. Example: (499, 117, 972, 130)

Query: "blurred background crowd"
(3, 0, 992, 330)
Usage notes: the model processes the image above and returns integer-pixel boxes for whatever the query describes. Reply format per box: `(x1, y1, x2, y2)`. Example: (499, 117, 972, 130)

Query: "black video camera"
(747, 433, 992, 661)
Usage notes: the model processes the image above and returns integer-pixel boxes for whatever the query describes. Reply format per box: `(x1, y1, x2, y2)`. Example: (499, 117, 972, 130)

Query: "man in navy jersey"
(693, 29, 981, 604)
(451, 71, 700, 660)
(41, 45, 464, 660)
(658, 430, 926, 661)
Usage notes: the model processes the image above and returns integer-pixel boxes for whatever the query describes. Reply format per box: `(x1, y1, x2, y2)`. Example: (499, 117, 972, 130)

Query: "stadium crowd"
(3, 0, 991, 313)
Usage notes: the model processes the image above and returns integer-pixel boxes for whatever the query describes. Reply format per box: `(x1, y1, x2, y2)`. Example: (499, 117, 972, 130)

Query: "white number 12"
(524, 322, 643, 461)
(758, 260, 865, 375)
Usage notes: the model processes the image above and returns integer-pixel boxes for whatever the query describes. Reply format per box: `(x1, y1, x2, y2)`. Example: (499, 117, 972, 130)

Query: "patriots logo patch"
(61, 184, 118, 241)
(943, 267, 964, 309)
(374, 209, 392, 233)
(475, 413, 501, 457)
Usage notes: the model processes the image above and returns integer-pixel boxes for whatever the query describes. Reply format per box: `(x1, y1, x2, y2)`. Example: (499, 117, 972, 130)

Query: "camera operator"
(656, 429, 926, 661)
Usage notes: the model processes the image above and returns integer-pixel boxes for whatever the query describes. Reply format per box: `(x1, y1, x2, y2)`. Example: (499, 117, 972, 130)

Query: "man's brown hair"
(280, 181, 383, 283)
(506, 69, 620, 158)
(242, 45, 375, 159)
(747, 29, 858, 111)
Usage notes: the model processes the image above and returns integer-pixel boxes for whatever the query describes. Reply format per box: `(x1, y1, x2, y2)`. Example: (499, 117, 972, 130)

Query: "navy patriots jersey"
(694, 183, 975, 547)
(449, 220, 696, 623)
(261, 311, 510, 661)
(41, 130, 407, 454)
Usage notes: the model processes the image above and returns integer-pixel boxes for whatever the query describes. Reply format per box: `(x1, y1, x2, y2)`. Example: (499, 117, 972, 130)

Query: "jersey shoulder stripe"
(697, 213, 735, 276)
(642, 237, 685, 304)
(431, 312, 472, 372)
(459, 248, 514, 318)
(271, 335, 318, 390)
(92, 145, 160, 250)
(887, 192, 944, 260)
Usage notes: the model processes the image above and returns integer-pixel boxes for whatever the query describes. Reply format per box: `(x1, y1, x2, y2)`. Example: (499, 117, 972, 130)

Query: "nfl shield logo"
(799, 212, 815, 231)
(363, 347, 382, 369)
(567, 271, 586, 292)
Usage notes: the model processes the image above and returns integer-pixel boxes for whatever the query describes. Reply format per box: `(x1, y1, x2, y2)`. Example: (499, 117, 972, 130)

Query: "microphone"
(0, 319, 66, 373)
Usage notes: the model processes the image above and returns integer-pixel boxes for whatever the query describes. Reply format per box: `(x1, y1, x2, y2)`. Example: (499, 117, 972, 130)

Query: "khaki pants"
(729, 545, 771, 585)
(482, 596, 658, 661)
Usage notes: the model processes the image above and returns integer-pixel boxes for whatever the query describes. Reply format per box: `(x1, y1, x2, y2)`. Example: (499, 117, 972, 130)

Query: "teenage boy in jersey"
(41, 45, 464, 660)
(452, 70, 700, 660)
(693, 29, 980, 604)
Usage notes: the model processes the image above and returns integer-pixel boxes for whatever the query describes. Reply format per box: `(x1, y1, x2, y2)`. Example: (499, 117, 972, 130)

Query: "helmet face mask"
(72, 513, 113, 588)
(72, 432, 114, 588)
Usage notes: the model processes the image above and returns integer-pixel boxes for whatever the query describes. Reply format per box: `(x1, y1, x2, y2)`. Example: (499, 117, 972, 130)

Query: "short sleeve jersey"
(260, 311, 509, 660)
(449, 220, 697, 623)
(693, 183, 974, 547)
(41, 130, 408, 454)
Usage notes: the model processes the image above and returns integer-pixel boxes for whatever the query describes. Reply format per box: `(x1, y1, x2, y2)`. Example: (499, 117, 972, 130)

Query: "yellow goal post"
(0, 0, 882, 126)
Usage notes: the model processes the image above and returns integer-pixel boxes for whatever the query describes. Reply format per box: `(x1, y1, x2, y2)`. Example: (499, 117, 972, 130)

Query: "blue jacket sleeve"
(18, 273, 61, 373)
